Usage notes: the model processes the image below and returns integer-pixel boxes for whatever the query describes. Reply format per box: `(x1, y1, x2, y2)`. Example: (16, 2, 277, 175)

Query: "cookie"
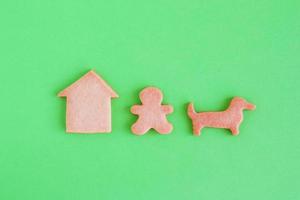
(131, 87, 173, 135)
(187, 97, 255, 136)
(58, 70, 118, 133)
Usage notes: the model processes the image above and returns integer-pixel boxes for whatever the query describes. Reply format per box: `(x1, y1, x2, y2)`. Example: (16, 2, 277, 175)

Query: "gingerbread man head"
(139, 87, 163, 105)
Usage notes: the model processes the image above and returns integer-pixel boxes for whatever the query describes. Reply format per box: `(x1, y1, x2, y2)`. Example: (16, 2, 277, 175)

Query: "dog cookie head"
(232, 97, 256, 110)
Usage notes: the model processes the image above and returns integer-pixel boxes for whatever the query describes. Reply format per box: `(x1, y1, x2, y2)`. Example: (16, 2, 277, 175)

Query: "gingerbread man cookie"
(131, 87, 173, 135)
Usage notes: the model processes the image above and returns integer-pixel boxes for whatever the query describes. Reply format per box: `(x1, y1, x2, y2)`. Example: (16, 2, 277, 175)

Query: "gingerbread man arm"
(131, 105, 143, 115)
(161, 105, 173, 114)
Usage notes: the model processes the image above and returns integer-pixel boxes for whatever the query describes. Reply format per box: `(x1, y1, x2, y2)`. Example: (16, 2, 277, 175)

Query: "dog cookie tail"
(187, 103, 197, 119)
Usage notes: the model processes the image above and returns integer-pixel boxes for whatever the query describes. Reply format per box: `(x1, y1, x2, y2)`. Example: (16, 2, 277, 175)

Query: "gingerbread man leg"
(154, 122, 173, 134)
(131, 120, 151, 135)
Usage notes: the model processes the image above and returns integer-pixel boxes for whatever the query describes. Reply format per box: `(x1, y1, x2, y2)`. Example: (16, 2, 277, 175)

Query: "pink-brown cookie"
(131, 87, 173, 135)
(187, 97, 255, 136)
(58, 70, 118, 133)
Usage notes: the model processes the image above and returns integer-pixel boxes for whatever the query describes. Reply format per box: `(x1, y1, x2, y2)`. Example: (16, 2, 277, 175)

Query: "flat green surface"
(0, 0, 299, 199)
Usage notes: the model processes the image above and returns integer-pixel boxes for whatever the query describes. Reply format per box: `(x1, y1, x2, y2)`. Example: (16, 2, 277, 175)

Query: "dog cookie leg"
(193, 124, 203, 136)
(230, 127, 239, 136)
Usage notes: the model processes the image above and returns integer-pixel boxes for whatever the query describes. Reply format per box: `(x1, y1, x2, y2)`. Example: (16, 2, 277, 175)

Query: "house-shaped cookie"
(58, 70, 118, 133)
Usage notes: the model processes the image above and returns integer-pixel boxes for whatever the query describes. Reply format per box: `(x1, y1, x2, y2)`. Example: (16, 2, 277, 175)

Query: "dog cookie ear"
(187, 97, 255, 136)
(131, 87, 174, 135)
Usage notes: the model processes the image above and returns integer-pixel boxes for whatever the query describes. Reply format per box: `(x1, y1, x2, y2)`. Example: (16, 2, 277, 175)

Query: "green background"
(0, 0, 299, 199)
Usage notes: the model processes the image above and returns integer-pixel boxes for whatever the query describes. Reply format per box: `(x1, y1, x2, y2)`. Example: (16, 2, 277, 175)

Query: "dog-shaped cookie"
(187, 97, 255, 136)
